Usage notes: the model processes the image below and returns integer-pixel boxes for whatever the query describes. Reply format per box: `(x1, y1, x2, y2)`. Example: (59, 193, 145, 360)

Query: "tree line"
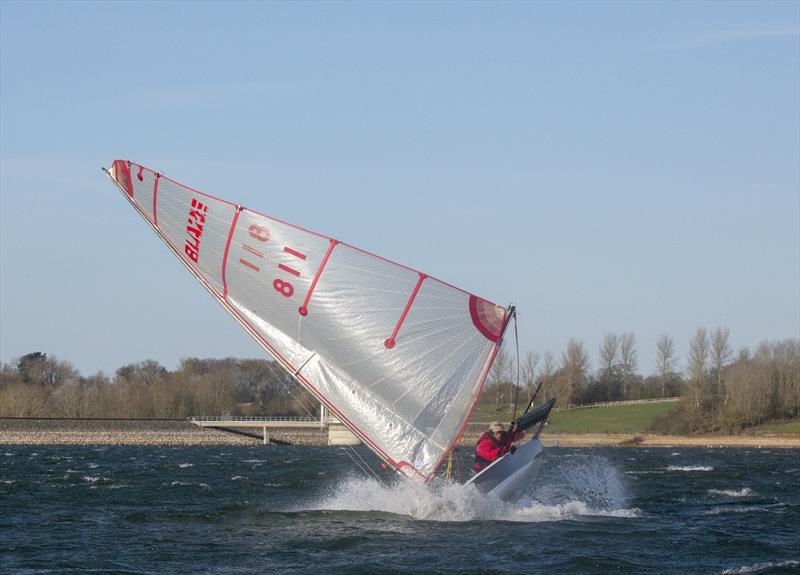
(0, 354, 316, 419)
(482, 329, 799, 433)
(2, 329, 798, 433)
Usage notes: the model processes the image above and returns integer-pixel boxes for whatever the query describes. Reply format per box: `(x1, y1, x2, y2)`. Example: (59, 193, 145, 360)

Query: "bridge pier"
(327, 423, 360, 446)
(189, 416, 361, 446)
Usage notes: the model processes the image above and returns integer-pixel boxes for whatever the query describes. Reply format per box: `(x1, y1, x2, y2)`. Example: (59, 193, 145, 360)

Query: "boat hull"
(465, 438, 545, 501)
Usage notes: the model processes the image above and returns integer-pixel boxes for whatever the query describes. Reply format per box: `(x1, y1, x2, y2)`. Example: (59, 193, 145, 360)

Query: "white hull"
(465, 438, 545, 501)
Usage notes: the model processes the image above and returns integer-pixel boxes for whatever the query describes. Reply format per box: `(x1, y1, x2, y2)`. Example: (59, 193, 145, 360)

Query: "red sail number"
(238, 223, 306, 299)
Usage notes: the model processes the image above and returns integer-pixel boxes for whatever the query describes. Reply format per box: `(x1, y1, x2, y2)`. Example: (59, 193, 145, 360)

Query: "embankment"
(1, 419, 797, 448)
(0, 418, 324, 446)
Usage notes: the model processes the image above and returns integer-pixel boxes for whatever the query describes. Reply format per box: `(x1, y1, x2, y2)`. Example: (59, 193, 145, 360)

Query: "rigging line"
(293, 352, 318, 376)
(511, 311, 521, 422)
(340, 447, 370, 477)
(350, 445, 387, 485)
(341, 446, 385, 485)
(262, 359, 318, 419)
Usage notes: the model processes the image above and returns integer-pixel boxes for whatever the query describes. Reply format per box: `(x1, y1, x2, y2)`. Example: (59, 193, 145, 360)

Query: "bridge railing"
(188, 415, 345, 425)
(189, 416, 321, 423)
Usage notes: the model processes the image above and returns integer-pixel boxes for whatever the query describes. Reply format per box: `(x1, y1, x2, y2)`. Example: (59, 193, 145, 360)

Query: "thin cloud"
(653, 27, 799, 51)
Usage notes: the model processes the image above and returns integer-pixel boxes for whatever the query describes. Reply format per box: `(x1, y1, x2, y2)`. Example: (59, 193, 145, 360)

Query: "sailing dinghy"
(103, 160, 553, 498)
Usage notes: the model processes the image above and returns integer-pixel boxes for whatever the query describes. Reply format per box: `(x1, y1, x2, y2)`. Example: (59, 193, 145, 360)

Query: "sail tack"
(107, 160, 508, 480)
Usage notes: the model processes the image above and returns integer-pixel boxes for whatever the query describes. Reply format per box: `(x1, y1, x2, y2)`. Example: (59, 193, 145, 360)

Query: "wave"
(169, 481, 211, 489)
(703, 503, 786, 516)
(178, 463, 193, 468)
(300, 455, 638, 522)
(709, 488, 754, 497)
(720, 560, 800, 574)
(667, 465, 714, 472)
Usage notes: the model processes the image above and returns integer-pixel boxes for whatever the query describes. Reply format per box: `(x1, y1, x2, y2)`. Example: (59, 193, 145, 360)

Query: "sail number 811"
(238, 224, 307, 298)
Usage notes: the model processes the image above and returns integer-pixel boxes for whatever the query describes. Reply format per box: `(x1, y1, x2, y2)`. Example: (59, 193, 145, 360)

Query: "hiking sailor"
(473, 421, 522, 472)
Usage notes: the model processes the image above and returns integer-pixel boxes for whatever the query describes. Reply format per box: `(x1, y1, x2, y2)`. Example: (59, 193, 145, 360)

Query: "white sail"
(107, 160, 509, 480)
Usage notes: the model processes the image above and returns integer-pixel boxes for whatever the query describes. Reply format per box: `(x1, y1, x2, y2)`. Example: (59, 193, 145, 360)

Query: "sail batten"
(106, 160, 508, 480)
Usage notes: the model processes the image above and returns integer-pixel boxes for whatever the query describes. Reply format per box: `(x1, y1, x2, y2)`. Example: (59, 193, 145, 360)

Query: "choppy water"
(1, 445, 798, 574)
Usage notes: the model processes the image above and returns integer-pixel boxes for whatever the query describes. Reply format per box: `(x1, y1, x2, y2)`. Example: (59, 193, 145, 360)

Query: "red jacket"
(473, 429, 520, 472)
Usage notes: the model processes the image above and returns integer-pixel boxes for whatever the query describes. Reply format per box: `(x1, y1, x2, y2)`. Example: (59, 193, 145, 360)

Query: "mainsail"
(105, 160, 510, 480)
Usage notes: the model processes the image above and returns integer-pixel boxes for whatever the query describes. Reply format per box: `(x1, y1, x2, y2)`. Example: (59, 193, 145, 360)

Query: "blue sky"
(1, 1, 798, 377)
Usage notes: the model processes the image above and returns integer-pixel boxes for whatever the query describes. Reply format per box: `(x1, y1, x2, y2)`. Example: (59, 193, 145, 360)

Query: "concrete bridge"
(188, 414, 360, 445)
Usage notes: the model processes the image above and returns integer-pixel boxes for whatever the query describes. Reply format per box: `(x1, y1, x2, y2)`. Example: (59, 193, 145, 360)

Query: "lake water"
(1, 445, 798, 574)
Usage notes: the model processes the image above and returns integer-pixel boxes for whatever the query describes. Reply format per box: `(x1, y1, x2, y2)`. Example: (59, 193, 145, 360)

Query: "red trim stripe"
(152, 173, 160, 227)
(384, 273, 426, 349)
(469, 295, 503, 343)
(114, 160, 134, 198)
(298, 238, 337, 317)
(221, 208, 241, 299)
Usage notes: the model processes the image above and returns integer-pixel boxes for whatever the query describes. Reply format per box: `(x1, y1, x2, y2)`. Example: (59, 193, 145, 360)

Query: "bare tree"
(599, 333, 619, 373)
(711, 327, 733, 406)
(489, 348, 511, 416)
(619, 332, 638, 400)
(687, 327, 710, 425)
(540, 351, 555, 402)
(520, 351, 541, 405)
(559, 339, 590, 405)
(597, 333, 621, 401)
(688, 328, 709, 382)
(656, 334, 677, 397)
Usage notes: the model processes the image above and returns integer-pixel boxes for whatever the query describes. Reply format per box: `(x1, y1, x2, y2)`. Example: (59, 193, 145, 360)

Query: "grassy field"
(469, 401, 678, 434)
(756, 421, 800, 434)
(546, 402, 677, 434)
(470, 402, 800, 436)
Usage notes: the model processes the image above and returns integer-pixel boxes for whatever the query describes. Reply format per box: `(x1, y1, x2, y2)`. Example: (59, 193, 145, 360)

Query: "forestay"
(106, 160, 509, 480)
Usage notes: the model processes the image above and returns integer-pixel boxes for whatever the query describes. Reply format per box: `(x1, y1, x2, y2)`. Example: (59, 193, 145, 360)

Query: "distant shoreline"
(538, 433, 800, 449)
(0, 418, 798, 448)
